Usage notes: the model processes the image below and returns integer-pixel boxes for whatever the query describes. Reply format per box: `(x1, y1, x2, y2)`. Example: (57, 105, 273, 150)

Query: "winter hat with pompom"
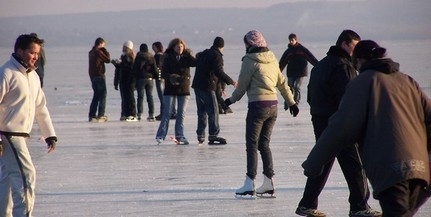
(244, 30, 267, 48)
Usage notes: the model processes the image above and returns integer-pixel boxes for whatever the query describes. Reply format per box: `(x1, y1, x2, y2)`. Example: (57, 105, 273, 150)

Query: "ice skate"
(197, 137, 205, 144)
(256, 175, 276, 198)
(170, 136, 189, 145)
(208, 136, 227, 145)
(235, 176, 256, 198)
(156, 137, 163, 145)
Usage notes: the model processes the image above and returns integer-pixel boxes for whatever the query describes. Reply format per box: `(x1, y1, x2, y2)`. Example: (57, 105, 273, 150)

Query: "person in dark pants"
(279, 33, 318, 104)
(192, 37, 237, 144)
(302, 40, 431, 217)
(112, 40, 137, 121)
(296, 30, 381, 217)
(215, 80, 232, 114)
(225, 30, 299, 197)
(133, 43, 157, 121)
(88, 37, 111, 122)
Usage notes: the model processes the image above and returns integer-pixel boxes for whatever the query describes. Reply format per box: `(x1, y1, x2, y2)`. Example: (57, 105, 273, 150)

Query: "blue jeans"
(156, 95, 189, 139)
(245, 105, 277, 179)
(89, 76, 107, 118)
(194, 89, 220, 140)
(136, 78, 155, 117)
(155, 79, 164, 115)
(288, 76, 304, 103)
(155, 79, 176, 116)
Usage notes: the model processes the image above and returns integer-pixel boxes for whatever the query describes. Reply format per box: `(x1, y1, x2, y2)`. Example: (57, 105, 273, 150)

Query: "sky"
(0, 0, 348, 17)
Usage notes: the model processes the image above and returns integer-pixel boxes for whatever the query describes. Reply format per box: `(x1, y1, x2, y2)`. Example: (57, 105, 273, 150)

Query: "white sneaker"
(125, 116, 138, 122)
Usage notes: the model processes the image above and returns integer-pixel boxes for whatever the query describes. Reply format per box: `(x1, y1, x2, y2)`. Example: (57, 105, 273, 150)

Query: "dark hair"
(353, 40, 386, 60)
(14, 34, 44, 52)
(94, 37, 105, 47)
(288, 33, 297, 40)
(213, 36, 224, 48)
(335, 29, 361, 46)
(152, 41, 164, 53)
(140, 43, 148, 52)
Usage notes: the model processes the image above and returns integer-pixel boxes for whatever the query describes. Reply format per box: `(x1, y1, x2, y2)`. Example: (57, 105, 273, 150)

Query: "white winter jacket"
(0, 55, 56, 138)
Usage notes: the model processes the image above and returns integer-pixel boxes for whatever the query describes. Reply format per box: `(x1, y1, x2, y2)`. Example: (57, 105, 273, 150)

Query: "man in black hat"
(192, 37, 237, 144)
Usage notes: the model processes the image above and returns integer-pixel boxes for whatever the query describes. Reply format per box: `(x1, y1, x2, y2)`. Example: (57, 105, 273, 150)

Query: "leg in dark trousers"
(299, 116, 370, 211)
(378, 179, 426, 217)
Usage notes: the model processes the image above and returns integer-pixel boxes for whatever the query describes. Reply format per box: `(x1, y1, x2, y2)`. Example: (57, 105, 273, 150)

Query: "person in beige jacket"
(225, 30, 299, 197)
(0, 34, 57, 217)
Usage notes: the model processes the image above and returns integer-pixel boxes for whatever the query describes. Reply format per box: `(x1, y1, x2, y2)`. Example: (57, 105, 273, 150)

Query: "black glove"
(289, 104, 299, 117)
(284, 101, 289, 111)
(224, 98, 233, 107)
(45, 136, 57, 153)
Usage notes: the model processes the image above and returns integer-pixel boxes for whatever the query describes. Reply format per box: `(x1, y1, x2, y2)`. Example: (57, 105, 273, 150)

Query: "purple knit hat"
(245, 30, 267, 47)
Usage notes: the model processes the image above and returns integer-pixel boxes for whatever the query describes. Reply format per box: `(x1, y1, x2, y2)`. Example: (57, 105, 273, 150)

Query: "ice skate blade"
(208, 142, 227, 145)
(256, 193, 276, 199)
(235, 192, 257, 200)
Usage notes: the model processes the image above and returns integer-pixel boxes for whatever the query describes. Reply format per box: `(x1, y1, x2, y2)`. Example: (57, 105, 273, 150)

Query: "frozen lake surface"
(0, 40, 430, 216)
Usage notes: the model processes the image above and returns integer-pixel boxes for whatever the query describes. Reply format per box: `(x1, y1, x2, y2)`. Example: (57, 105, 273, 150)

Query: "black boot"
(208, 136, 227, 145)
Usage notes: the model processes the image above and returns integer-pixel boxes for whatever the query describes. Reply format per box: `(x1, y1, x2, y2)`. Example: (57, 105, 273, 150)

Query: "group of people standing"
(85, 29, 431, 217)
(88, 38, 165, 122)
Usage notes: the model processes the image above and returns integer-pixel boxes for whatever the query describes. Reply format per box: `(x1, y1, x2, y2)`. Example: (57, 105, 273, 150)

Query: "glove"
(224, 98, 233, 107)
(45, 136, 57, 153)
(289, 104, 299, 117)
(114, 85, 118, 90)
(284, 101, 289, 111)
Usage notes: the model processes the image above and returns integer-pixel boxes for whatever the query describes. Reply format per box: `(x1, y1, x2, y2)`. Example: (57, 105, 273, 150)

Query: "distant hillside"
(1, 0, 430, 47)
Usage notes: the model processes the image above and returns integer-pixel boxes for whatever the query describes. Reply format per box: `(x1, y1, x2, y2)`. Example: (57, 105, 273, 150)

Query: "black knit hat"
(213, 36, 224, 48)
(353, 40, 386, 60)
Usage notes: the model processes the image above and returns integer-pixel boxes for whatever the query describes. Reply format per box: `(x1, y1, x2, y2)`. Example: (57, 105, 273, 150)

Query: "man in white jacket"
(0, 34, 57, 217)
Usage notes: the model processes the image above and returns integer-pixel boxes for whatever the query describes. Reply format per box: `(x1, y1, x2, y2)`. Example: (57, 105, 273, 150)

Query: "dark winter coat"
(307, 46, 357, 117)
(161, 49, 196, 96)
(132, 51, 157, 80)
(192, 46, 234, 92)
(279, 43, 318, 77)
(154, 52, 164, 80)
(302, 58, 431, 196)
(113, 54, 135, 89)
(88, 47, 110, 79)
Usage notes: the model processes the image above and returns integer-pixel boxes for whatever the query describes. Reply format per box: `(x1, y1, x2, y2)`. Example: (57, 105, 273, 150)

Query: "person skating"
(155, 38, 196, 145)
(225, 30, 299, 197)
(302, 40, 431, 217)
(192, 37, 237, 145)
(279, 33, 318, 104)
(296, 30, 381, 217)
(0, 33, 57, 217)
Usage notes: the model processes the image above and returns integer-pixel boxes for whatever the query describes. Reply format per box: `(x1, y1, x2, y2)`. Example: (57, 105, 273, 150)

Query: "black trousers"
(298, 116, 371, 211)
(377, 179, 426, 217)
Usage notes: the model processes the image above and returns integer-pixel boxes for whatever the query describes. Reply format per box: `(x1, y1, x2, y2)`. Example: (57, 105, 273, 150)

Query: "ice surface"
(0, 41, 429, 216)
